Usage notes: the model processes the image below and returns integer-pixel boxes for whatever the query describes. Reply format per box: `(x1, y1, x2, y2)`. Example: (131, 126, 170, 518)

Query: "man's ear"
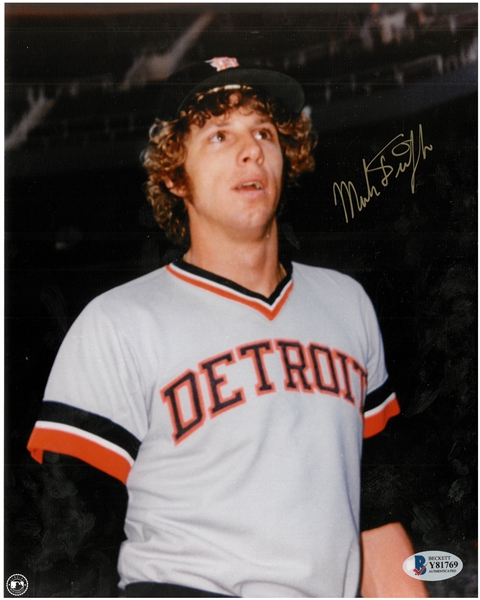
(164, 177, 186, 198)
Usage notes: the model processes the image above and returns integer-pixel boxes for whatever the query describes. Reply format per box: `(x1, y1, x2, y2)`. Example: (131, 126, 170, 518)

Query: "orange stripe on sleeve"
(363, 395, 401, 438)
(27, 427, 132, 484)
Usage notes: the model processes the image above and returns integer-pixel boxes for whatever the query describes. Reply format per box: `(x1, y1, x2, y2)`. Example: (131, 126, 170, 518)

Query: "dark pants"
(121, 582, 236, 597)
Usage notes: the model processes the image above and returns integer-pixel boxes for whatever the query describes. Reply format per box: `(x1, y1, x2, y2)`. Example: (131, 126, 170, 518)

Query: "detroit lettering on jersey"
(162, 337, 368, 444)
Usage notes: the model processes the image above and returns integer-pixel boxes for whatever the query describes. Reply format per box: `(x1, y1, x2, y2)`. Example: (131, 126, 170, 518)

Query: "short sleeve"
(27, 296, 147, 484)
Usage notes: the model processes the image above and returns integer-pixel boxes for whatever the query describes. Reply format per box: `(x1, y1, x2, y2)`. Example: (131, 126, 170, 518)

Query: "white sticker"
(403, 551, 463, 581)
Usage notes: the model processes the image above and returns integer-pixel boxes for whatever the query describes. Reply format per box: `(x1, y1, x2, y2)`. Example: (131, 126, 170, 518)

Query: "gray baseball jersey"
(28, 259, 399, 597)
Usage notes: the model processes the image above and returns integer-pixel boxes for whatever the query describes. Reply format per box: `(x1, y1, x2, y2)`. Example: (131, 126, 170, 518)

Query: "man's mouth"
(235, 181, 264, 191)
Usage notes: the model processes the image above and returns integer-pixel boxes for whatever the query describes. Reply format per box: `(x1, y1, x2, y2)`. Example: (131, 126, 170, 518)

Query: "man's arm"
(37, 452, 128, 597)
(360, 522, 429, 598)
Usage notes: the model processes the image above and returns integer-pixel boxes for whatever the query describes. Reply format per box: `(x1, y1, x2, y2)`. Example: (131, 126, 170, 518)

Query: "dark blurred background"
(5, 3, 477, 597)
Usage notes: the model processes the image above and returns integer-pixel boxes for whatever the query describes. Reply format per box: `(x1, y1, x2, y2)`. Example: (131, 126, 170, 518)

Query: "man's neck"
(183, 224, 283, 298)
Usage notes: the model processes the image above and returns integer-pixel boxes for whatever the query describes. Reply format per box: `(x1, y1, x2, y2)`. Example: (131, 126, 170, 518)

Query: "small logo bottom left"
(6, 574, 29, 596)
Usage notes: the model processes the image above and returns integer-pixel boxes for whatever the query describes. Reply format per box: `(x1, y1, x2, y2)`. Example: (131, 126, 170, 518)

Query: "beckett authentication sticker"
(403, 552, 464, 582)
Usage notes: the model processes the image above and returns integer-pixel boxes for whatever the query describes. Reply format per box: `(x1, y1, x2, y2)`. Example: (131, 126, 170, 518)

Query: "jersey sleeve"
(359, 285, 401, 438)
(27, 296, 147, 484)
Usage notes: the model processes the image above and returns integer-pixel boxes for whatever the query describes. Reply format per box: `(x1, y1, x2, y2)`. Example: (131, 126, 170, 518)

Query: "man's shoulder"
(291, 261, 363, 293)
(84, 265, 172, 318)
(290, 261, 376, 325)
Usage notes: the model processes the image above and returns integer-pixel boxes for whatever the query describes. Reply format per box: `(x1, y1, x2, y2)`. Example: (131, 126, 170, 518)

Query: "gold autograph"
(333, 124, 433, 223)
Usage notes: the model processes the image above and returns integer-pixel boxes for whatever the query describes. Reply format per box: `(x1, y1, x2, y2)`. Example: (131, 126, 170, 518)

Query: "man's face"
(176, 103, 284, 243)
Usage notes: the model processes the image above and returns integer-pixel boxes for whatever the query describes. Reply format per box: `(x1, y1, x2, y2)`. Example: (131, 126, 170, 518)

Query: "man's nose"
(239, 134, 263, 164)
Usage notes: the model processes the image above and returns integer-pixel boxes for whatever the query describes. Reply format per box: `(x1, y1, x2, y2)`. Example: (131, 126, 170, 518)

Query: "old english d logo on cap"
(206, 57, 240, 72)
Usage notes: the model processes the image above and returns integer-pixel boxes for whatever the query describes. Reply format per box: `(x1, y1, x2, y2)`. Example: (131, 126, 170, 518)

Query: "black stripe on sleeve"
(39, 401, 141, 461)
(363, 377, 397, 414)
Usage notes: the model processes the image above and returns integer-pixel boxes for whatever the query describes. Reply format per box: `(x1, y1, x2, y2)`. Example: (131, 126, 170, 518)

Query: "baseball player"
(28, 58, 428, 597)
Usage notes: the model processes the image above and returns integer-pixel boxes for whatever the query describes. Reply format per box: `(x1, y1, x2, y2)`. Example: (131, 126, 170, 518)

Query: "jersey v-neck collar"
(166, 258, 293, 321)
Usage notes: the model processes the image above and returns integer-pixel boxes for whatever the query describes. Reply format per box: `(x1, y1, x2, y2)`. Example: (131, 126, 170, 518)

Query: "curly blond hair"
(142, 87, 316, 245)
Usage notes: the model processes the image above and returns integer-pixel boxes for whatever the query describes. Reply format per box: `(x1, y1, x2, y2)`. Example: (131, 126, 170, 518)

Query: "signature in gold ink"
(333, 124, 433, 223)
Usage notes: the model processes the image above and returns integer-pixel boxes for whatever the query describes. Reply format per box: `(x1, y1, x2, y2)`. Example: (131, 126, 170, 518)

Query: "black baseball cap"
(166, 57, 305, 117)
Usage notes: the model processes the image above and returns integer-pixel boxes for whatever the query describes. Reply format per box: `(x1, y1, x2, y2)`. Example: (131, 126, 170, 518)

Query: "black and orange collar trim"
(166, 259, 293, 321)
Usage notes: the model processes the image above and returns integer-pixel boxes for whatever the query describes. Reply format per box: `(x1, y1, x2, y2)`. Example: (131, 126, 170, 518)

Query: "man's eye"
(255, 129, 272, 140)
(211, 132, 226, 143)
